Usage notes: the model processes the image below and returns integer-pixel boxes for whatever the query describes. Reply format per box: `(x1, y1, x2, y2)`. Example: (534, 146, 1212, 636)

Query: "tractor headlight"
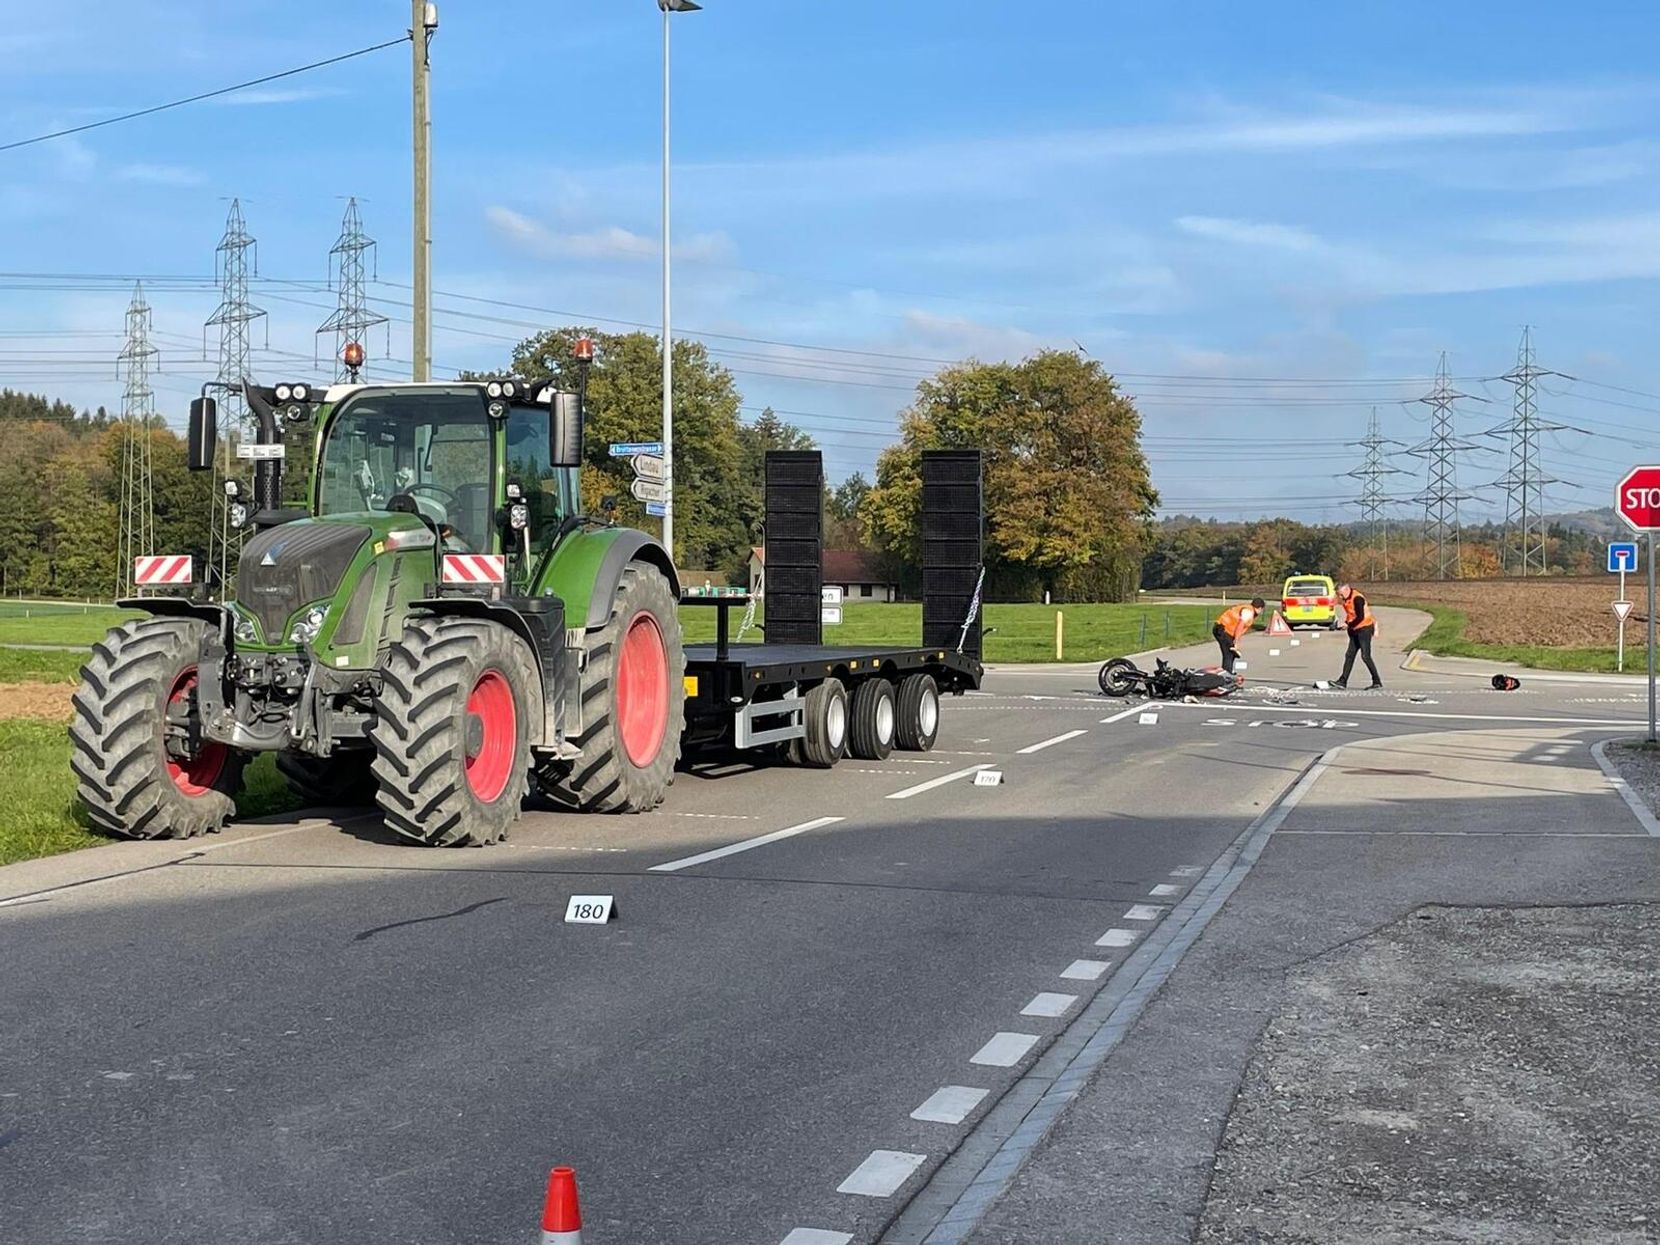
(230, 605, 259, 644)
(288, 603, 330, 646)
(229, 501, 249, 528)
(508, 502, 529, 530)
(487, 399, 508, 419)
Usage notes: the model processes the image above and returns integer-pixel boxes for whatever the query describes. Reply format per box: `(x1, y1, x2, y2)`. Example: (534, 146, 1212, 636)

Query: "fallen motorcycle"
(1097, 656, 1244, 699)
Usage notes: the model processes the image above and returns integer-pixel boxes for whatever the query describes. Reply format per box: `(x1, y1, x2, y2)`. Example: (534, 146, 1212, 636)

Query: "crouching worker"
(1213, 598, 1264, 674)
(1333, 583, 1383, 690)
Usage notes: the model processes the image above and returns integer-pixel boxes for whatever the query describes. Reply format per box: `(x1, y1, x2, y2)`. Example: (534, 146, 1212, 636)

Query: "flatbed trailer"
(675, 447, 986, 766)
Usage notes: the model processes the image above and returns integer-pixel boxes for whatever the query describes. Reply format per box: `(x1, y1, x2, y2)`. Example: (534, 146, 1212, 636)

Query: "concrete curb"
(1589, 739, 1660, 838)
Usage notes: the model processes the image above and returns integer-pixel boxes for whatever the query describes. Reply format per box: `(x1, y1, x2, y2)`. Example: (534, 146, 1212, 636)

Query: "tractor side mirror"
(551, 392, 583, 468)
(187, 397, 218, 472)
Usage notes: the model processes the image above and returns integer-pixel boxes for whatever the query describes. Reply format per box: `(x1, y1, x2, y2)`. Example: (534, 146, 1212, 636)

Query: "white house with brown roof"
(747, 548, 899, 603)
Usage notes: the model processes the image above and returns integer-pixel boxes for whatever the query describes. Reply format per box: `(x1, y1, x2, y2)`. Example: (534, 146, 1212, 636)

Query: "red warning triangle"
(1267, 611, 1293, 636)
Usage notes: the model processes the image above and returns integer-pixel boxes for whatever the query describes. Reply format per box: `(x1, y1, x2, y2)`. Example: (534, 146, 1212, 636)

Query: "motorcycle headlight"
(230, 606, 259, 644)
(287, 603, 330, 646)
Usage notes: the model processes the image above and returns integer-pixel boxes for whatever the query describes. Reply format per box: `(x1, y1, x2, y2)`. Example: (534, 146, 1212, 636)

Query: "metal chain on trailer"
(736, 570, 761, 642)
(957, 565, 986, 655)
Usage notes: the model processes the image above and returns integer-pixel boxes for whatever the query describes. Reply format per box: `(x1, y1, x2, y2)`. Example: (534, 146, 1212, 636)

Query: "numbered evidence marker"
(973, 769, 1004, 787)
(564, 894, 618, 924)
(1138, 711, 1158, 725)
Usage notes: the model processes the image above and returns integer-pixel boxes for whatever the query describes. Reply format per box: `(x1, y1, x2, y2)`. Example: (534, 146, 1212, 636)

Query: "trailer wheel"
(896, 673, 940, 752)
(370, 616, 536, 846)
(70, 617, 247, 840)
(799, 679, 849, 768)
(548, 563, 686, 812)
(849, 678, 897, 760)
(276, 751, 376, 807)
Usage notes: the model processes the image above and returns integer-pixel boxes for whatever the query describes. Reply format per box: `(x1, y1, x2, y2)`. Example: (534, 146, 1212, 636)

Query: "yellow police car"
(1281, 574, 1340, 629)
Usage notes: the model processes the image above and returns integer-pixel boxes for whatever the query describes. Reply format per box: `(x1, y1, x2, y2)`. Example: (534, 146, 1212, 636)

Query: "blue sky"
(3, 0, 1659, 522)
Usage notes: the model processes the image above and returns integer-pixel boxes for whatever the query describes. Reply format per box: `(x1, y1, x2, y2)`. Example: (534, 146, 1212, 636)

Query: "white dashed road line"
(1148, 884, 1179, 897)
(1098, 704, 1148, 724)
(1170, 865, 1203, 877)
(885, 765, 993, 800)
(780, 1229, 852, 1245)
(1016, 729, 1089, 754)
(838, 1150, 926, 1197)
(1060, 959, 1110, 981)
(647, 816, 844, 873)
(970, 1032, 1040, 1067)
(911, 1085, 989, 1124)
(1122, 904, 1165, 921)
(1095, 928, 1139, 948)
(1020, 992, 1078, 1018)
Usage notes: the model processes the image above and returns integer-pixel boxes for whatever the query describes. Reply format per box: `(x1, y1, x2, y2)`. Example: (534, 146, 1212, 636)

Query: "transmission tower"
(1408, 353, 1486, 580)
(204, 199, 266, 599)
(1343, 407, 1408, 581)
(317, 198, 389, 379)
(1490, 327, 1567, 575)
(116, 283, 158, 596)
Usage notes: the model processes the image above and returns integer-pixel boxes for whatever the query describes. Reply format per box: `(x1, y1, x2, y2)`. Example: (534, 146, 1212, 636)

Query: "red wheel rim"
(464, 670, 517, 802)
(165, 667, 227, 797)
(616, 612, 669, 768)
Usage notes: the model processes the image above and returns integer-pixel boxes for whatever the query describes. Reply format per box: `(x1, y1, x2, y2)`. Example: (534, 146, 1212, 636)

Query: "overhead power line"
(0, 36, 411, 155)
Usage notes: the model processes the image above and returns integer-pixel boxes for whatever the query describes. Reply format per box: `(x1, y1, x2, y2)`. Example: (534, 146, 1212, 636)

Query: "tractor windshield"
(317, 389, 493, 551)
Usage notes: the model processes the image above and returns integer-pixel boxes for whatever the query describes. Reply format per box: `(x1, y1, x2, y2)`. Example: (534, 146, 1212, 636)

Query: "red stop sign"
(1618, 466, 1660, 531)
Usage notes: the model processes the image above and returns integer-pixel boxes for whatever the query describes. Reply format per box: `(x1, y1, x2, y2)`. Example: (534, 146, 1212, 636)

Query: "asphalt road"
(0, 610, 1650, 1244)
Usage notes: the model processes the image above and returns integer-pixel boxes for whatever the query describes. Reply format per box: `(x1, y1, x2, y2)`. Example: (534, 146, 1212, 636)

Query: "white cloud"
(485, 206, 733, 264)
(900, 310, 1050, 362)
(214, 87, 343, 107)
(115, 162, 207, 187)
(1175, 216, 1327, 253)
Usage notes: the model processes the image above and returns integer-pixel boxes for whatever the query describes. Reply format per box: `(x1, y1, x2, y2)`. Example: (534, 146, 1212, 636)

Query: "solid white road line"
(1148, 884, 1179, 897)
(780, 1229, 853, 1245)
(1060, 959, 1110, 981)
(1017, 729, 1089, 754)
(970, 1032, 1040, 1067)
(648, 816, 844, 873)
(912, 1085, 989, 1124)
(1122, 904, 1165, 921)
(838, 1150, 926, 1197)
(1590, 739, 1660, 838)
(1099, 705, 1146, 724)
(1164, 701, 1645, 728)
(1095, 928, 1138, 947)
(1020, 992, 1078, 1018)
(885, 765, 992, 800)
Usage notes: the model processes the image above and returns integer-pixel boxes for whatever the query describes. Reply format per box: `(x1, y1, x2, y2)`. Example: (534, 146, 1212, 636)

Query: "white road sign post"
(632, 454, 666, 483)
(1609, 542, 1638, 673)
(631, 478, 668, 504)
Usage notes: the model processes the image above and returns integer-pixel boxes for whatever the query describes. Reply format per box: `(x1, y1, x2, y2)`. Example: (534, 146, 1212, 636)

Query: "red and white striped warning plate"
(441, 553, 506, 585)
(134, 555, 193, 585)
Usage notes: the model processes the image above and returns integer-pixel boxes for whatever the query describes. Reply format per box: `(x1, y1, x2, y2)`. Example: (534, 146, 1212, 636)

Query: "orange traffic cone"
(541, 1167, 583, 1244)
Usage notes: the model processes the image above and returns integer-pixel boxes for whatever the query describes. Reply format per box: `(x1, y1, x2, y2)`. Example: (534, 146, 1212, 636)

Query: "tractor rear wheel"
(370, 616, 537, 846)
(547, 563, 685, 813)
(277, 751, 377, 807)
(70, 617, 247, 840)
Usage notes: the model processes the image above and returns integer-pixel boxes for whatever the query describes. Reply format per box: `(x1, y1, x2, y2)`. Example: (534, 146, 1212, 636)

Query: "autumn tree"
(860, 350, 1157, 602)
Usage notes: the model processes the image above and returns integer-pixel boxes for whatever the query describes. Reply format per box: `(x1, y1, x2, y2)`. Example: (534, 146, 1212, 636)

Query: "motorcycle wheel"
(1098, 658, 1138, 697)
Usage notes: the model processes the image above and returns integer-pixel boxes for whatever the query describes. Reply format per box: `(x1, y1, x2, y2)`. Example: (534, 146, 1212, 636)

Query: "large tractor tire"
(70, 617, 248, 840)
(548, 563, 685, 813)
(369, 616, 537, 846)
(277, 750, 377, 807)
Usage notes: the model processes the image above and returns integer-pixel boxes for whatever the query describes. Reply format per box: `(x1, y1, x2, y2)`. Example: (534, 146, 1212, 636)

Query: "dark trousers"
(1213, 624, 1238, 673)
(1340, 625, 1381, 685)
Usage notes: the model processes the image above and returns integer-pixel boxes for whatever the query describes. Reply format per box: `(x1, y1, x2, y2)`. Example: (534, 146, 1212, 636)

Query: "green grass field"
(0, 726, 302, 867)
(0, 601, 136, 647)
(0, 598, 1213, 664)
(0, 648, 88, 684)
(1404, 603, 1627, 674)
(681, 600, 1214, 662)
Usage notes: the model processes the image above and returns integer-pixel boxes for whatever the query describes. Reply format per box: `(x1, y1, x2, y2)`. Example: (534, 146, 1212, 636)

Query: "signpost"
(1614, 467, 1660, 741)
(608, 441, 664, 457)
(632, 453, 667, 483)
(644, 500, 667, 518)
(1608, 541, 1638, 672)
(631, 479, 668, 504)
(821, 585, 843, 626)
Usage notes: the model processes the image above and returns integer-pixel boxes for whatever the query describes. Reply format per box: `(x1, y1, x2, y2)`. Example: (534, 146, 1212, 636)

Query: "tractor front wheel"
(547, 563, 686, 813)
(70, 617, 247, 840)
(370, 616, 537, 846)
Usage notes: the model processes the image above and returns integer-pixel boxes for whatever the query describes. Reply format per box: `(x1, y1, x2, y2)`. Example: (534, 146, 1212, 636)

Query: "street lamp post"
(659, 0, 700, 565)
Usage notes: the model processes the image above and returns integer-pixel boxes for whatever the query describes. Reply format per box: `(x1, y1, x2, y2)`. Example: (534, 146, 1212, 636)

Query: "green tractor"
(71, 343, 685, 846)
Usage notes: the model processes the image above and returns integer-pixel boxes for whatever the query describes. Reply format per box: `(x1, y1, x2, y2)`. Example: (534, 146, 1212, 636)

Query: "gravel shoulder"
(1604, 739, 1660, 825)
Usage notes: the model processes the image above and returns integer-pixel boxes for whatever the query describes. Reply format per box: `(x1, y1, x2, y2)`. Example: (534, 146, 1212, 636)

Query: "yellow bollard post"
(1055, 610, 1064, 661)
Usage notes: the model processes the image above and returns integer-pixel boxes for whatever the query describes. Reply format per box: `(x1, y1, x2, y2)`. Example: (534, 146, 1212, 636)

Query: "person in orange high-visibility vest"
(1333, 583, 1382, 689)
(1212, 598, 1264, 674)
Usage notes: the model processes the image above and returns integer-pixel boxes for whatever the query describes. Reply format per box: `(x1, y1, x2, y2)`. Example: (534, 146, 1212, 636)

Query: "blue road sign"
(609, 441, 664, 457)
(644, 500, 668, 517)
(1609, 542, 1639, 573)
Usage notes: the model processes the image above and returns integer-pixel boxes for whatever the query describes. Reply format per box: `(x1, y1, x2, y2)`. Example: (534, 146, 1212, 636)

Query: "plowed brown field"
(1370, 578, 1632, 648)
